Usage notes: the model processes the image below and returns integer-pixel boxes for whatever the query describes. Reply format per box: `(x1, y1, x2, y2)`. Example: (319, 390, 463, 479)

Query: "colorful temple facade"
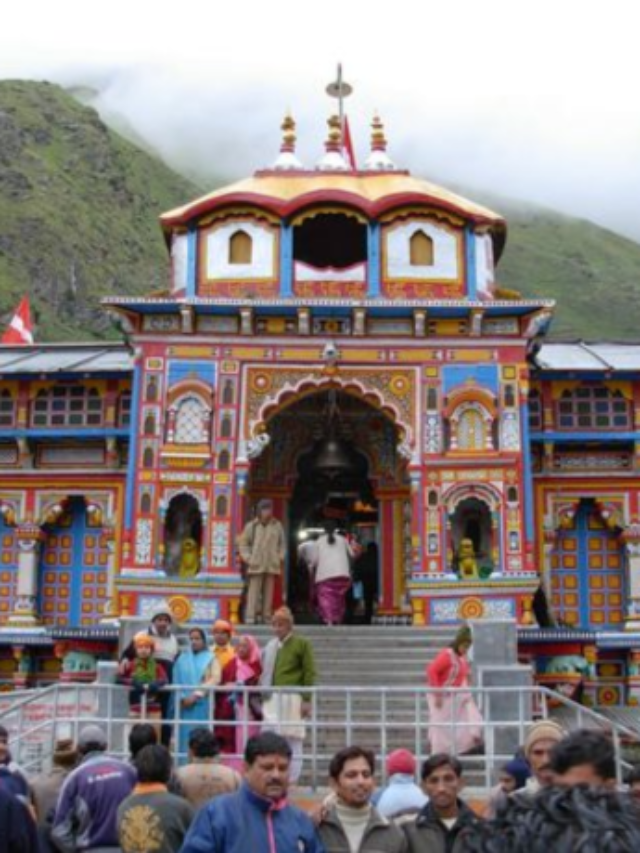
(1, 109, 640, 705)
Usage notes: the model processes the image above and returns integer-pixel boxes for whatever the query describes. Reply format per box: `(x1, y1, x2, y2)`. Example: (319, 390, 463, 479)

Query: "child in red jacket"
(117, 632, 168, 719)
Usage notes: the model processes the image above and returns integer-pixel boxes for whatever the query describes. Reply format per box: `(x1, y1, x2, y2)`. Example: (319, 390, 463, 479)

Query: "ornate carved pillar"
(7, 523, 45, 628)
(100, 523, 120, 622)
(622, 522, 640, 630)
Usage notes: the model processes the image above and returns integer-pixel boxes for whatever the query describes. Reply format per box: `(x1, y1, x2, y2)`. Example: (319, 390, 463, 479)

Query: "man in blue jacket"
(179, 731, 324, 853)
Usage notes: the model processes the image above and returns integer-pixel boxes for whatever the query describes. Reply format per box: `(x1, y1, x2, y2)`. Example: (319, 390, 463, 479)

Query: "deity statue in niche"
(179, 537, 201, 577)
(163, 493, 203, 576)
(457, 538, 479, 580)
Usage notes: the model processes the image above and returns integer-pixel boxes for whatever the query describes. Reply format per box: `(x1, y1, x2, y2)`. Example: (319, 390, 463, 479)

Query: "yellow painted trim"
(378, 206, 464, 228)
(290, 206, 368, 227)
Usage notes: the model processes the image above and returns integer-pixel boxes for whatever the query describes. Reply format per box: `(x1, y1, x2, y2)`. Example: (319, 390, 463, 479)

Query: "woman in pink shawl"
(215, 634, 263, 769)
(426, 625, 484, 755)
(312, 521, 354, 625)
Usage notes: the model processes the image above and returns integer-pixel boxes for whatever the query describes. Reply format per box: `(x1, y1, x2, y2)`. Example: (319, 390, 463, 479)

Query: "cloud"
(1, 0, 639, 240)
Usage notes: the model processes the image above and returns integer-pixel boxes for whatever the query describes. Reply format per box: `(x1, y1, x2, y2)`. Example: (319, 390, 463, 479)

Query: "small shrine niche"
(163, 493, 203, 577)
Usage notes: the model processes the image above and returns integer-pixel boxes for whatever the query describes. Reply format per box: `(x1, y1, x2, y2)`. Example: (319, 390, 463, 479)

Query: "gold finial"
(371, 113, 387, 151)
(281, 112, 296, 153)
(326, 114, 343, 152)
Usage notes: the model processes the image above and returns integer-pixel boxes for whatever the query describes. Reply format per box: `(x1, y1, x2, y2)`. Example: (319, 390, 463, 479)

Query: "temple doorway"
(247, 387, 409, 620)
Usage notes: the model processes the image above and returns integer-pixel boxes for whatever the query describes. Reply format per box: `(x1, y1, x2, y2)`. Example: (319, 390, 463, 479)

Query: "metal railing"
(0, 682, 636, 790)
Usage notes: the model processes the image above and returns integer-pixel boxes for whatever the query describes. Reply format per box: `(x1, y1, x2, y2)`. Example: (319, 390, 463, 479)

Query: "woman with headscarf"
(172, 627, 215, 762)
(426, 624, 484, 755)
(215, 634, 263, 769)
(312, 520, 355, 625)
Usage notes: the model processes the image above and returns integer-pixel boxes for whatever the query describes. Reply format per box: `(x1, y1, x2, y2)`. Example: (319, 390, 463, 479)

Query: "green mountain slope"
(1, 80, 639, 342)
(0, 80, 200, 340)
(468, 189, 640, 340)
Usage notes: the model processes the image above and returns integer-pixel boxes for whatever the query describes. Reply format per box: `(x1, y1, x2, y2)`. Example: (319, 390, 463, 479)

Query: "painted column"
(186, 227, 197, 297)
(280, 223, 293, 297)
(367, 222, 381, 297)
(100, 523, 119, 622)
(465, 226, 477, 299)
(622, 523, 640, 630)
(7, 523, 44, 628)
(519, 376, 536, 570)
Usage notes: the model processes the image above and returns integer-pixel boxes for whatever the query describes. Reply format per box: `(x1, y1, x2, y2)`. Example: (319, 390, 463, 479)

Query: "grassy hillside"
(470, 190, 640, 340)
(0, 80, 199, 340)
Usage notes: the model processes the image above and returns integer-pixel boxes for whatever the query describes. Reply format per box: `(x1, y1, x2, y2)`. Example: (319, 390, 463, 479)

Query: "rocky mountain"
(1, 80, 639, 342)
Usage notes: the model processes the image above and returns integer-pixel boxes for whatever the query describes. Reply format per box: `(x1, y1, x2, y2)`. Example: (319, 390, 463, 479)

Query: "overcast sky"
(1, 0, 639, 242)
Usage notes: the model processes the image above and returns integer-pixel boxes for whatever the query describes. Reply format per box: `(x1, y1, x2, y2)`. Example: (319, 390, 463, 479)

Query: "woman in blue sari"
(172, 627, 215, 762)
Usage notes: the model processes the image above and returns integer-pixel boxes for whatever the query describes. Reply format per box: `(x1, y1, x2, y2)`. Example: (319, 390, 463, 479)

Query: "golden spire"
(371, 113, 387, 152)
(273, 111, 303, 170)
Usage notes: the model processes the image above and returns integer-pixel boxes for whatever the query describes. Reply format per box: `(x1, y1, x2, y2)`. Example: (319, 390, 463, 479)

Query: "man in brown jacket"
(318, 746, 407, 853)
(237, 498, 285, 624)
(403, 754, 481, 853)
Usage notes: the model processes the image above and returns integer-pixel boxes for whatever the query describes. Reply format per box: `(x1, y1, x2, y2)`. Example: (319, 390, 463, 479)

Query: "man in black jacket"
(403, 754, 481, 853)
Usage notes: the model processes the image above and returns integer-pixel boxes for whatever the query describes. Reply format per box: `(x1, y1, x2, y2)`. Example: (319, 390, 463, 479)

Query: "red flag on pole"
(1, 297, 34, 345)
(342, 115, 357, 170)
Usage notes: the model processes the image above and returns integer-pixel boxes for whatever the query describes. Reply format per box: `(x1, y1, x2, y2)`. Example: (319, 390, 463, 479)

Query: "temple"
(1, 101, 640, 707)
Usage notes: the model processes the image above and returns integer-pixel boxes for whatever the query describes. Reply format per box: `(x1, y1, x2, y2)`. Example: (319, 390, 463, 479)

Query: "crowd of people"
(3, 714, 640, 852)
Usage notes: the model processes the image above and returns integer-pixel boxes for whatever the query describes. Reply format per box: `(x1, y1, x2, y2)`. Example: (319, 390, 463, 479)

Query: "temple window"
(504, 384, 516, 408)
(293, 213, 367, 269)
(117, 390, 132, 428)
(140, 493, 152, 514)
(145, 375, 159, 402)
(215, 495, 228, 516)
(229, 230, 253, 265)
(0, 390, 16, 427)
(218, 449, 231, 470)
(426, 387, 438, 410)
(142, 447, 154, 468)
(528, 388, 542, 430)
(506, 486, 518, 504)
(556, 386, 631, 430)
(143, 413, 156, 436)
(410, 230, 434, 266)
(174, 396, 209, 444)
(31, 386, 103, 428)
(457, 408, 486, 450)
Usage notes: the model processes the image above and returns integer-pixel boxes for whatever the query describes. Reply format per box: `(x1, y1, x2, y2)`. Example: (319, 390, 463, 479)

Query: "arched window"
(222, 380, 235, 405)
(428, 490, 439, 507)
(220, 416, 232, 439)
(31, 386, 103, 427)
(229, 230, 253, 265)
(218, 449, 230, 471)
(529, 388, 542, 430)
(556, 386, 631, 430)
(410, 230, 434, 266)
(175, 396, 208, 444)
(504, 385, 516, 408)
(140, 493, 152, 514)
(215, 495, 228, 517)
(142, 447, 154, 469)
(457, 408, 486, 451)
(145, 376, 159, 403)
(0, 389, 15, 427)
(506, 486, 518, 504)
(426, 387, 438, 410)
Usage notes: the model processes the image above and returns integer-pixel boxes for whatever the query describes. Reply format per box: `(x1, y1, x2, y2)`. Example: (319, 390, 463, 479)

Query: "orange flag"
(1, 296, 34, 344)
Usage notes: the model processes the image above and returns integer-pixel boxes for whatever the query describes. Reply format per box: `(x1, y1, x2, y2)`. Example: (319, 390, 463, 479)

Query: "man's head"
(212, 619, 234, 648)
(549, 729, 617, 789)
(498, 758, 530, 793)
(129, 723, 158, 759)
(134, 744, 172, 785)
(150, 605, 173, 637)
(257, 499, 273, 523)
(244, 732, 292, 802)
(78, 724, 108, 756)
(386, 748, 416, 779)
(271, 606, 294, 642)
(52, 738, 78, 769)
(523, 719, 565, 783)
(329, 746, 376, 809)
(421, 754, 464, 818)
(188, 727, 220, 760)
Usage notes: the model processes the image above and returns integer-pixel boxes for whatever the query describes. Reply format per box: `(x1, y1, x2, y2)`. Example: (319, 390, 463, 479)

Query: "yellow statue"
(179, 538, 200, 578)
(458, 538, 479, 580)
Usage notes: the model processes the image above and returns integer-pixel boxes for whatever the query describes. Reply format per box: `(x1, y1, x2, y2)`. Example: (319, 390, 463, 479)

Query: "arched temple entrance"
(247, 387, 410, 619)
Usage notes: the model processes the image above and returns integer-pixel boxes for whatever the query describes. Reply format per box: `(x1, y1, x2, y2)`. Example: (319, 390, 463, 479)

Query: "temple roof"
(534, 342, 640, 372)
(160, 171, 507, 255)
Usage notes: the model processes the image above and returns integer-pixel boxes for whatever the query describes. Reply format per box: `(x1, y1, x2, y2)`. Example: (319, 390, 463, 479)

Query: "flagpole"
(326, 64, 353, 165)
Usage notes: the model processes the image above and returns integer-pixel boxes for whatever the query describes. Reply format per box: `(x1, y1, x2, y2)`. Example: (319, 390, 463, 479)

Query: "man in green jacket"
(403, 755, 481, 853)
(261, 606, 316, 784)
(319, 746, 407, 852)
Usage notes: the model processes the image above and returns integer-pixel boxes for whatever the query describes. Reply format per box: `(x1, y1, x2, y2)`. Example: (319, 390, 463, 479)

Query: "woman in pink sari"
(426, 625, 484, 755)
(313, 521, 354, 625)
(215, 634, 263, 770)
